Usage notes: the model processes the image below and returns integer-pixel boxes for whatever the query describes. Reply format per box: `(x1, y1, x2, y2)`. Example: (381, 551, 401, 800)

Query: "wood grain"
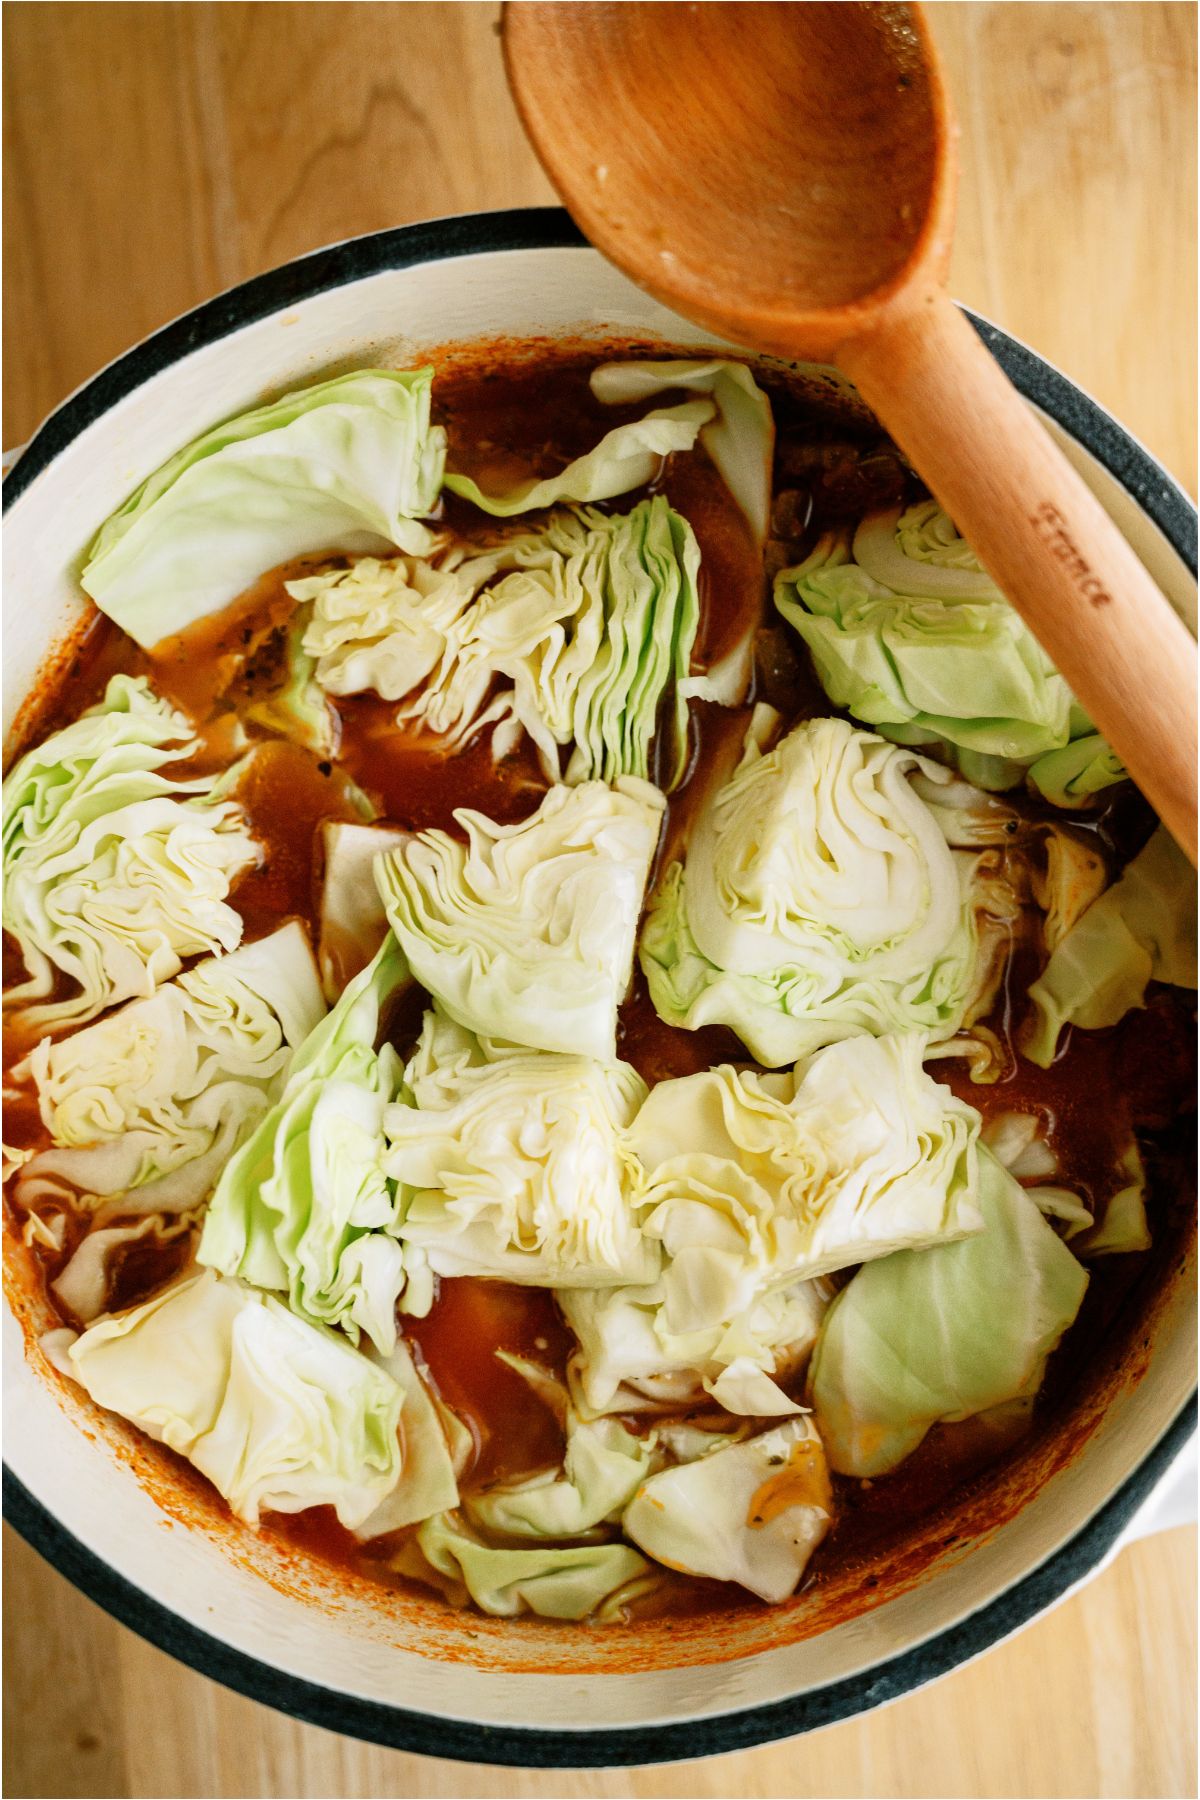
(3, 5, 1195, 1797)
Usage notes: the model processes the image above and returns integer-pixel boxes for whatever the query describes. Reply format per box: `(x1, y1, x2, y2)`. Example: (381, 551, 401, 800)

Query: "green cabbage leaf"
(81, 370, 446, 647)
(623, 1416, 831, 1602)
(561, 1276, 824, 1419)
(3, 674, 258, 1031)
(639, 712, 991, 1066)
(775, 502, 1125, 797)
(443, 400, 711, 515)
(590, 360, 775, 543)
(383, 1008, 654, 1291)
(406, 1513, 653, 1621)
(292, 498, 702, 788)
(67, 1269, 404, 1526)
(376, 777, 664, 1060)
(1023, 827, 1197, 1067)
(198, 936, 416, 1352)
(13, 922, 324, 1221)
(808, 1148, 1088, 1476)
(466, 1364, 654, 1541)
(353, 1338, 461, 1538)
(1028, 734, 1126, 808)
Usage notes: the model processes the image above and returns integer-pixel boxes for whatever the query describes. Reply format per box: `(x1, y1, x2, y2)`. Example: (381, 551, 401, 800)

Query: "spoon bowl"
(505, 1, 954, 358)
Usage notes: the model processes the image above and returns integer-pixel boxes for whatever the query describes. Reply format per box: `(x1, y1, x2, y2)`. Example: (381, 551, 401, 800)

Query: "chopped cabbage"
(198, 936, 414, 1352)
(590, 360, 775, 543)
(353, 1339, 461, 1538)
(1069, 1140, 1151, 1257)
(983, 1112, 1150, 1259)
(809, 1148, 1088, 1476)
(980, 1110, 1059, 1182)
(317, 820, 411, 1000)
(51, 1210, 199, 1324)
(631, 1034, 983, 1287)
(243, 615, 337, 755)
(407, 1513, 653, 1620)
(1023, 827, 1197, 1066)
(561, 1274, 826, 1419)
(443, 401, 711, 514)
(67, 1269, 403, 1527)
(1028, 734, 1127, 808)
(654, 1417, 752, 1463)
(3, 675, 258, 1031)
(14, 924, 324, 1218)
(81, 370, 446, 646)
(623, 1417, 831, 1602)
(468, 1411, 654, 1541)
(377, 777, 664, 1060)
(775, 502, 1124, 798)
(560, 1035, 979, 1419)
(383, 1008, 654, 1292)
(639, 712, 990, 1066)
(1030, 828, 1109, 952)
(292, 498, 703, 788)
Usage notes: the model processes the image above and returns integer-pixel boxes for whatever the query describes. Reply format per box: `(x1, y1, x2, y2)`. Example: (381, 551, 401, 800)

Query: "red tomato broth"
(3, 339, 1195, 1635)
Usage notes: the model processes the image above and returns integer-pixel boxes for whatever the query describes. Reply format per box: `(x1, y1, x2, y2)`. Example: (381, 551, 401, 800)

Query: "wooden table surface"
(3, 5, 1195, 1797)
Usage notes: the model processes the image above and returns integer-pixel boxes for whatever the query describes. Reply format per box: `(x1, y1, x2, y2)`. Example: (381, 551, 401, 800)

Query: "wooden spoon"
(504, 1, 1198, 860)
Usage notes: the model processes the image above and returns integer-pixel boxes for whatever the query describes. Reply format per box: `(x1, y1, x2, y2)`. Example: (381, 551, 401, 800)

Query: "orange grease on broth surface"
(3, 337, 1196, 1659)
(749, 1439, 834, 1528)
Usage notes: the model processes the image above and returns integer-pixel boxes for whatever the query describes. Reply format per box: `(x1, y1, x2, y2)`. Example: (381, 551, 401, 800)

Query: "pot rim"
(3, 205, 1196, 1768)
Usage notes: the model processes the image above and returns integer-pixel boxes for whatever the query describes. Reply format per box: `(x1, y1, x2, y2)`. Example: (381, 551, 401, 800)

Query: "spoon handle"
(838, 291, 1197, 863)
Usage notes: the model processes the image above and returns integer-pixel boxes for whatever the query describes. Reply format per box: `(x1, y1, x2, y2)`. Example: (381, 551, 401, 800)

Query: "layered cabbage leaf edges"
(774, 501, 1125, 800)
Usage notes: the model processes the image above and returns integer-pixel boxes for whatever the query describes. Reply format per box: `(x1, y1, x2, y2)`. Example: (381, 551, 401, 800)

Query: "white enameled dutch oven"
(3, 210, 1196, 1768)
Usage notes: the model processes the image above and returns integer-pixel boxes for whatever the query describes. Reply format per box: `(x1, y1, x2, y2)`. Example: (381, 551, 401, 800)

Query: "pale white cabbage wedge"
(980, 1111, 1060, 1182)
(293, 499, 703, 789)
(640, 712, 990, 1066)
(590, 360, 775, 544)
(623, 1417, 831, 1603)
(81, 370, 446, 646)
(317, 820, 411, 999)
(384, 1008, 654, 1292)
(631, 1034, 983, 1287)
(809, 1149, 1088, 1476)
(1023, 826, 1197, 1067)
(67, 1269, 404, 1527)
(560, 1276, 826, 1419)
(14, 923, 324, 1220)
(775, 501, 1123, 798)
(198, 937, 415, 1352)
(353, 1339, 461, 1539)
(443, 400, 712, 514)
(3, 674, 258, 1031)
(376, 777, 665, 1060)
